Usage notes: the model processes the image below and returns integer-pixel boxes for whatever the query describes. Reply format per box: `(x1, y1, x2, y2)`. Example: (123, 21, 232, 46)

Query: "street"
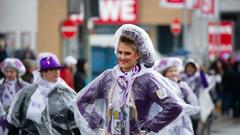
(210, 114, 240, 135)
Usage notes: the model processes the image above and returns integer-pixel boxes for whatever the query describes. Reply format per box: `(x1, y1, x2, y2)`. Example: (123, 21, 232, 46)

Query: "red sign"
(61, 20, 77, 39)
(194, 0, 217, 17)
(69, 0, 138, 25)
(201, 0, 215, 16)
(208, 21, 233, 59)
(160, 0, 193, 9)
(193, 0, 201, 9)
(170, 18, 182, 36)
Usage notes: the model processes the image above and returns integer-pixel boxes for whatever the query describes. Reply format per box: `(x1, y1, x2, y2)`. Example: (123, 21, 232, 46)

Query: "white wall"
(0, 0, 37, 49)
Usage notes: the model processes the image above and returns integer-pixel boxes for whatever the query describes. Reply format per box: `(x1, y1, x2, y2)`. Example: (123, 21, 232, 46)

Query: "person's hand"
(199, 64, 206, 72)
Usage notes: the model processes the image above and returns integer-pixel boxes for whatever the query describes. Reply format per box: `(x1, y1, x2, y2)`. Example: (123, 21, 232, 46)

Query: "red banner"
(159, 0, 217, 17)
(70, 0, 138, 25)
(208, 21, 233, 60)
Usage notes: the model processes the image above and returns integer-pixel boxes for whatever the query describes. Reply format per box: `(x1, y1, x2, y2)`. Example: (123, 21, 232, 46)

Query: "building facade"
(1, 0, 240, 78)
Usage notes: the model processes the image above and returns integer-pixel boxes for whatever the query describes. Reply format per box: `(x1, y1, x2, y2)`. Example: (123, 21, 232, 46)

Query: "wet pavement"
(210, 114, 240, 135)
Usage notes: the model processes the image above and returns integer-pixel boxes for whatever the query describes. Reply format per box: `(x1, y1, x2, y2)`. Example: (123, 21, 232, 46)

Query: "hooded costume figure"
(155, 57, 199, 135)
(180, 58, 209, 97)
(7, 52, 79, 135)
(73, 24, 185, 135)
(0, 58, 29, 135)
(180, 58, 211, 135)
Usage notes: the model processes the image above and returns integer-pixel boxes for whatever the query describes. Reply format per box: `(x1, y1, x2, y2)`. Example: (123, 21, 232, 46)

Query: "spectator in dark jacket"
(74, 58, 87, 93)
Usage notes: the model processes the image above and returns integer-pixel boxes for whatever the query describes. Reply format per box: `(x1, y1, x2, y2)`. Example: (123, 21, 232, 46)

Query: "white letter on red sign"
(121, 0, 136, 21)
(100, 0, 121, 21)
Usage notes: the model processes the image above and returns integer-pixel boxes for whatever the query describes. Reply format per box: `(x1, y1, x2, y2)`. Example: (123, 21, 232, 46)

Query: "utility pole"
(82, 0, 92, 82)
(173, 36, 179, 51)
(182, 2, 189, 50)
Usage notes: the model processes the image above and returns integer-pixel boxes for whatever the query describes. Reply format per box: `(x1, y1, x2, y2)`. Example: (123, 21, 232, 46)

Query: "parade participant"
(180, 58, 209, 135)
(180, 58, 208, 97)
(0, 58, 28, 135)
(155, 57, 199, 135)
(73, 24, 183, 135)
(7, 52, 79, 135)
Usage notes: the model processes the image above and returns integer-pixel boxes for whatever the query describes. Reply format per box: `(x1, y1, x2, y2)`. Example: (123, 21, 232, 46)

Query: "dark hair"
(23, 59, 35, 73)
(40, 68, 60, 73)
(162, 68, 170, 77)
(184, 62, 197, 72)
(119, 35, 139, 53)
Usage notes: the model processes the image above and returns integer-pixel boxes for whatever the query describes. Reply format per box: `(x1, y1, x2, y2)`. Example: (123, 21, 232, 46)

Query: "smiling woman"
(7, 52, 79, 135)
(73, 24, 185, 135)
(0, 58, 28, 135)
(117, 35, 140, 72)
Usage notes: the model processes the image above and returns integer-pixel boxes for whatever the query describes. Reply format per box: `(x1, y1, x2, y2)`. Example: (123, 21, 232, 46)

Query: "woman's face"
(5, 67, 17, 80)
(42, 68, 60, 82)
(165, 67, 178, 81)
(117, 42, 139, 72)
(186, 64, 196, 75)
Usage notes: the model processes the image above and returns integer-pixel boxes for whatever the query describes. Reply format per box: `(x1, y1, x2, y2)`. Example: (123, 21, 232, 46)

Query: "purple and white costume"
(7, 53, 78, 135)
(73, 24, 184, 135)
(179, 58, 215, 135)
(0, 58, 28, 135)
(166, 80, 199, 135)
(180, 58, 209, 98)
(155, 57, 199, 135)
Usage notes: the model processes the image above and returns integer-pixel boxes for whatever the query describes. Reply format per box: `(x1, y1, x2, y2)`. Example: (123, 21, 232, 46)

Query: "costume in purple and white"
(155, 57, 199, 135)
(0, 58, 28, 135)
(180, 58, 208, 97)
(7, 53, 78, 135)
(73, 24, 184, 135)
